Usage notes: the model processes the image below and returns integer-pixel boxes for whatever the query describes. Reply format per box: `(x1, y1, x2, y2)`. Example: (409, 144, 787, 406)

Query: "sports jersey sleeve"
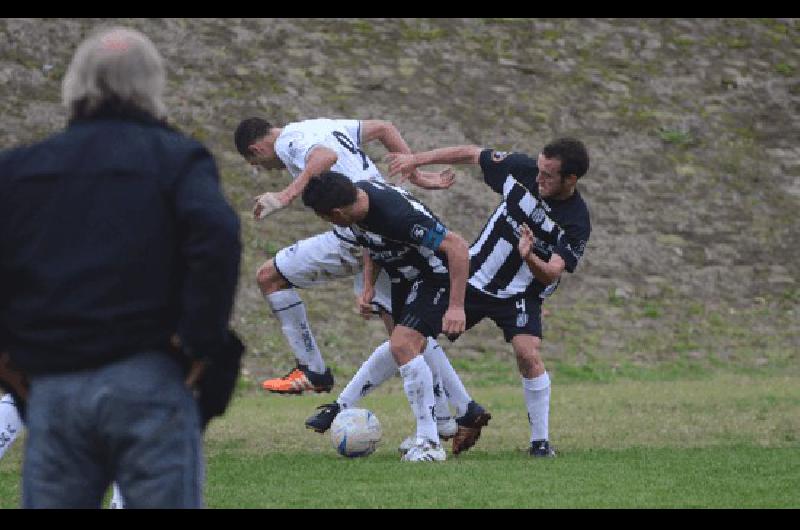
(552, 216, 590, 273)
(367, 188, 448, 252)
(389, 207, 447, 251)
(273, 129, 328, 172)
(479, 149, 537, 194)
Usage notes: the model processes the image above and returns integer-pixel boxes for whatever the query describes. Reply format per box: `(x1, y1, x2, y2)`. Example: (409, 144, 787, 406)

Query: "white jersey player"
(234, 117, 457, 397)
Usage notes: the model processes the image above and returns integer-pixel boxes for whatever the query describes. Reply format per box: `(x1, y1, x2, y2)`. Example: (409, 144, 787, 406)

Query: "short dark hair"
(542, 137, 590, 179)
(302, 171, 358, 214)
(234, 117, 272, 157)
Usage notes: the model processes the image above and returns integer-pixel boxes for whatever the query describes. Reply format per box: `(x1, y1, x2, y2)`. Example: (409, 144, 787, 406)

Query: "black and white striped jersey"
(351, 180, 450, 283)
(468, 149, 591, 301)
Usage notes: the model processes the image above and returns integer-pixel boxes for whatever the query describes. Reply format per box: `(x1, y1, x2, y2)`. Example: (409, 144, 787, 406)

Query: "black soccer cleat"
(452, 400, 492, 455)
(304, 402, 341, 433)
(529, 439, 557, 458)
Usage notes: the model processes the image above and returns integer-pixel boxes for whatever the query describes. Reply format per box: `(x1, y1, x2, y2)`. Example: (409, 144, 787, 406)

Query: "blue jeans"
(22, 350, 204, 508)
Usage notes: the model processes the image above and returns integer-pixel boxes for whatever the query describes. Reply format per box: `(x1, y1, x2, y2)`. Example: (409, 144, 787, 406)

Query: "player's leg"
(0, 393, 23, 459)
(304, 340, 398, 433)
(257, 259, 329, 392)
(391, 325, 445, 462)
(108, 482, 125, 509)
(394, 280, 454, 462)
(360, 273, 456, 440)
(420, 339, 460, 438)
(500, 297, 556, 457)
(259, 231, 361, 394)
(375, 278, 458, 439)
(306, 272, 403, 433)
(511, 334, 555, 457)
(444, 288, 493, 455)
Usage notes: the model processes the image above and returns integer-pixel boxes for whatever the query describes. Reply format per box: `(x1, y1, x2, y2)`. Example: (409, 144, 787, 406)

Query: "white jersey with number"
(271, 118, 392, 312)
(274, 118, 385, 183)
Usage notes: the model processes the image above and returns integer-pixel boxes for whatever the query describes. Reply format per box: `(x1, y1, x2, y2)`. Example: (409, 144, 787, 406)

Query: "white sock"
(337, 341, 397, 409)
(421, 338, 453, 422)
(423, 339, 472, 418)
(0, 394, 23, 459)
(430, 364, 450, 423)
(522, 372, 551, 442)
(266, 289, 325, 373)
(109, 482, 125, 509)
(398, 356, 438, 444)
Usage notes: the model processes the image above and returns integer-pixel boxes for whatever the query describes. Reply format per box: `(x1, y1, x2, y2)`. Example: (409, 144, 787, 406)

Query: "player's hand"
(356, 287, 376, 320)
(518, 223, 535, 259)
(385, 153, 418, 179)
(442, 306, 466, 340)
(409, 168, 456, 190)
(253, 192, 288, 220)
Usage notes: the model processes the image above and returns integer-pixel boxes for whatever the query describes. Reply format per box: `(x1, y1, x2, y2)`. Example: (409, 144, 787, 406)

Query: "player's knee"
(389, 330, 423, 365)
(256, 261, 284, 294)
(513, 335, 544, 376)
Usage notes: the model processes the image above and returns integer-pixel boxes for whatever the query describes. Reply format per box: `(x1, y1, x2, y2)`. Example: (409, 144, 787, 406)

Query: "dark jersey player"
(301, 172, 488, 462)
(387, 137, 591, 457)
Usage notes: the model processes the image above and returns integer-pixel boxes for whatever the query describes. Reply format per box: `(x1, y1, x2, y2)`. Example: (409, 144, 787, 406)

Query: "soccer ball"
(330, 407, 382, 458)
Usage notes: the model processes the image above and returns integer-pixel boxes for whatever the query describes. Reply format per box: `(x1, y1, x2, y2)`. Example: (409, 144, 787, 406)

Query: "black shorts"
(464, 285, 542, 342)
(391, 278, 450, 338)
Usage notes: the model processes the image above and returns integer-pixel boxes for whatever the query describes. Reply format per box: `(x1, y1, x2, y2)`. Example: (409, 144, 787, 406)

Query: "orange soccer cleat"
(261, 363, 334, 395)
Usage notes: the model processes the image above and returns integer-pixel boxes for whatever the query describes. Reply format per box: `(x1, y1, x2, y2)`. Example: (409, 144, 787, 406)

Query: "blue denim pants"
(22, 350, 204, 508)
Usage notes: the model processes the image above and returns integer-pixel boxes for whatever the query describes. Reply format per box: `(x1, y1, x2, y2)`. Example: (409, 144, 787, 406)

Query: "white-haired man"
(0, 26, 242, 508)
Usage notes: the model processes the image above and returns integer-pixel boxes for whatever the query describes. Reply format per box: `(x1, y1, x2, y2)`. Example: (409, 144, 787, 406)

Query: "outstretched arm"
(386, 145, 483, 178)
(361, 120, 456, 190)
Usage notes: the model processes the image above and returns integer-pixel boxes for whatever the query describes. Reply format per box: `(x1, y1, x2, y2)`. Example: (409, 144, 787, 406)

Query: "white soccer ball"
(330, 407, 382, 458)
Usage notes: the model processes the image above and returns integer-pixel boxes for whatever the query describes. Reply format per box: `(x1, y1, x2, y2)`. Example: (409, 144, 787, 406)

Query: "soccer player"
(386, 138, 591, 457)
(301, 172, 475, 461)
(0, 393, 22, 460)
(233, 117, 459, 412)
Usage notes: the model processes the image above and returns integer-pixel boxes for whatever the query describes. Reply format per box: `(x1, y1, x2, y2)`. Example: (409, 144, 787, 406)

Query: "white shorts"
(273, 228, 392, 313)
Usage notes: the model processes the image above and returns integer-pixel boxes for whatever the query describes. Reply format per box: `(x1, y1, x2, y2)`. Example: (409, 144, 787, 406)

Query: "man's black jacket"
(0, 114, 242, 377)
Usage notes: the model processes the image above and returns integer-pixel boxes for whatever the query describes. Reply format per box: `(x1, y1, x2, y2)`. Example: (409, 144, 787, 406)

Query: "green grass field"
(1, 372, 798, 508)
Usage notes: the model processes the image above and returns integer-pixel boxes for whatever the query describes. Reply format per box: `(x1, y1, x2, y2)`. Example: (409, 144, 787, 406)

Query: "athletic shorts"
(273, 228, 392, 313)
(391, 278, 450, 339)
(464, 285, 543, 342)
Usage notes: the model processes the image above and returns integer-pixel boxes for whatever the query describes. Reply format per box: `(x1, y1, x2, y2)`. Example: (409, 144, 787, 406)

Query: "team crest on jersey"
(530, 207, 546, 225)
(410, 224, 427, 242)
(491, 151, 509, 162)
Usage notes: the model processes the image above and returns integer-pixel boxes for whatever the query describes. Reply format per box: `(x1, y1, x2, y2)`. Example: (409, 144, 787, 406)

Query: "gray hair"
(62, 26, 166, 120)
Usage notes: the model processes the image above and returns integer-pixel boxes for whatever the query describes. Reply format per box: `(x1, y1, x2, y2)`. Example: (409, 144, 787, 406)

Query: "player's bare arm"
(437, 231, 469, 337)
(386, 145, 483, 178)
(360, 120, 454, 190)
(518, 223, 566, 285)
(253, 145, 338, 219)
(357, 250, 380, 320)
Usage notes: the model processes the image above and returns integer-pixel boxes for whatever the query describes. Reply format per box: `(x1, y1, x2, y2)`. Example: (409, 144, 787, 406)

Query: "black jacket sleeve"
(172, 144, 242, 361)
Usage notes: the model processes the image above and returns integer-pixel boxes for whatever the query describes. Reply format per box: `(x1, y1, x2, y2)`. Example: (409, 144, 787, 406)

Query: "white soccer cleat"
(400, 438, 446, 462)
(398, 435, 416, 455)
(398, 418, 457, 455)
